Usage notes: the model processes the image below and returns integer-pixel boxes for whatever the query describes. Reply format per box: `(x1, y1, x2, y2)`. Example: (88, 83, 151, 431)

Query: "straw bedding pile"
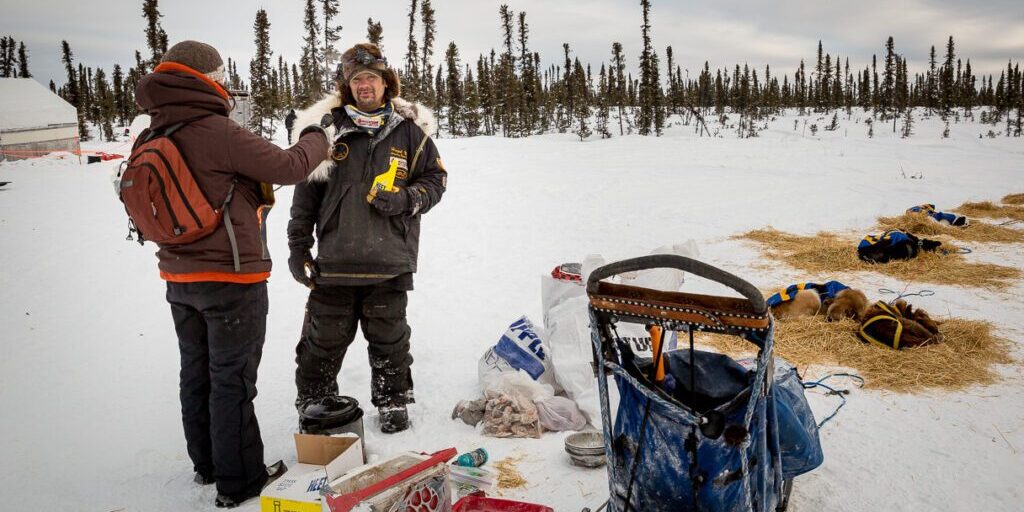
(494, 455, 527, 490)
(955, 201, 1024, 221)
(876, 212, 1024, 244)
(1001, 193, 1024, 205)
(735, 228, 1021, 290)
(697, 315, 1013, 392)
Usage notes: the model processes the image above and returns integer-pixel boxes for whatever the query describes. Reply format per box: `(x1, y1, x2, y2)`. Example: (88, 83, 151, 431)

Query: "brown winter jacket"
(135, 64, 329, 282)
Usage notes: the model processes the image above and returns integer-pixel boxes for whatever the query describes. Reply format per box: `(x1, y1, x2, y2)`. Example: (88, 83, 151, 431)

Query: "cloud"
(5, 0, 1020, 88)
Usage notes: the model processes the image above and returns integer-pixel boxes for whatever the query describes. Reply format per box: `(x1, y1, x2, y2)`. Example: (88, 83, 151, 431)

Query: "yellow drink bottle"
(367, 158, 400, 203)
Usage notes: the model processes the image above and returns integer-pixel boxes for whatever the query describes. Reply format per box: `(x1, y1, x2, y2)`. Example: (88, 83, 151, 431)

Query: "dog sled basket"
(587, 255, 823, 512)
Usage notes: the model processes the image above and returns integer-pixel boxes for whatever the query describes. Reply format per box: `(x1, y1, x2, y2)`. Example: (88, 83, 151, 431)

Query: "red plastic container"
(453, 496, 554, 512)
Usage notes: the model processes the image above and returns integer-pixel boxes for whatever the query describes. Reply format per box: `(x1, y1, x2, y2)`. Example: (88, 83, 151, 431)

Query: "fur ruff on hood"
(290, 93, 437, 181)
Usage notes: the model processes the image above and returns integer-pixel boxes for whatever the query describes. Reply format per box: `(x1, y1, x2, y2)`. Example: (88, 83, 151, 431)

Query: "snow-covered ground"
(1, 110, 1022, 511)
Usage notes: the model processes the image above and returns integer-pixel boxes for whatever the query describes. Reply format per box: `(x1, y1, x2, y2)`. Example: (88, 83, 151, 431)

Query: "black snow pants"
(167, 281, 269, 500)
(295, 281, 414, 409)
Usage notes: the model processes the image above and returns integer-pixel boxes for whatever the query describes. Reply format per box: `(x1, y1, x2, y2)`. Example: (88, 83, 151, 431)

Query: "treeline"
(227, 0, 1024, 139)
(30, 0, 1024, 142)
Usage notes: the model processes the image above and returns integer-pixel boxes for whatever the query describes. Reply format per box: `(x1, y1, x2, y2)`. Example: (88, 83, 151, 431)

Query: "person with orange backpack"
(125, 40, 332, 508)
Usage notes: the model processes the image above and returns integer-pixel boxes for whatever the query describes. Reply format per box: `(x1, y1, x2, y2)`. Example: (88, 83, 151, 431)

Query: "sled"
(586, 255, 822, 511)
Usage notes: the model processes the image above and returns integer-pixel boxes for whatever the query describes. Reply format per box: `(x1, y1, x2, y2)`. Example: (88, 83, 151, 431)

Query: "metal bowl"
(568, 452, 607, 468)
(565, 431, 605, 456)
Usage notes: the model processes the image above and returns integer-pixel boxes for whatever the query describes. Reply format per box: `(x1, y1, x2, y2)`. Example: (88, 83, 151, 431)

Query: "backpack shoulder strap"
(409, 132, 431, 172)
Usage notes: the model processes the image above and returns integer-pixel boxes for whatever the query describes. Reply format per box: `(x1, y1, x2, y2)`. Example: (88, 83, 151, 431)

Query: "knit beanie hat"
(161, 40, 225, 84)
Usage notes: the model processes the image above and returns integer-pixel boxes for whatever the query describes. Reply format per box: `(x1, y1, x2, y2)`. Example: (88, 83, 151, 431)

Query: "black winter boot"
(214, 460, 288, 508)
(379, 405, 410, 434)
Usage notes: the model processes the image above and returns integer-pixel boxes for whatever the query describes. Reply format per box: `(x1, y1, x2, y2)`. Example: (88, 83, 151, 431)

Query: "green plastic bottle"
(454, 448, 489, 467)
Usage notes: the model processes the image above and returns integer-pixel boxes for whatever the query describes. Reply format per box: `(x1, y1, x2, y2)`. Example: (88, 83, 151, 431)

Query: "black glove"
(288, 249, 318, 289)
(298, 113, 339, 141)
(370, 187, 411, 216)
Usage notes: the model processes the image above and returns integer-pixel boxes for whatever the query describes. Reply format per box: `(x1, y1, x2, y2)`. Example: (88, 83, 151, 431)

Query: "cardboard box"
(322, 449, 456, 512)
(260, 433, 364, 512)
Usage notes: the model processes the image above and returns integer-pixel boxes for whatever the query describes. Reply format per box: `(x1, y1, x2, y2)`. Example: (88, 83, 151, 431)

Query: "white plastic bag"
(620, 241, 701, 291)
(536, 396, 587, 432)
(478, 316, 561, 394)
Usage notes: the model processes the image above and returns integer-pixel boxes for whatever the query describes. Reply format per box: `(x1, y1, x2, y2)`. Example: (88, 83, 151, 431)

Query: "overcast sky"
(4, 0, 1023, 88)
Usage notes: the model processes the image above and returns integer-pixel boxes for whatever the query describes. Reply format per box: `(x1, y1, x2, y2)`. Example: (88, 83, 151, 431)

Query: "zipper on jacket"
(137, 162, 184, 235)
(140, 149, 204, 228)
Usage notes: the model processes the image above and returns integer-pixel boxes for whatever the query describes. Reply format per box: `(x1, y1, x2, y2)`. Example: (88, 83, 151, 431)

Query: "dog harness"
(858, 301, 904, 349)
(766, 281, 850, 308)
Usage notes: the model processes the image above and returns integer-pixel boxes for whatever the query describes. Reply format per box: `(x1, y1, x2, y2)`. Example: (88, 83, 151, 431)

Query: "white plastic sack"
(536, 396, 587, 432)
(544, 293, 600, 425)
(620, 241, 701, 292)
(478, 316, 562, 394)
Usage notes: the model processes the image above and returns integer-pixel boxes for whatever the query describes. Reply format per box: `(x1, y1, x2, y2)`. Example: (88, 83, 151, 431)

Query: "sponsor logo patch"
(332, 142, 349, 161)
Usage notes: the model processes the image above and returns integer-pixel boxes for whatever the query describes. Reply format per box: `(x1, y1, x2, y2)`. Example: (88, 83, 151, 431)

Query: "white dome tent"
(0, 78, 80, 162)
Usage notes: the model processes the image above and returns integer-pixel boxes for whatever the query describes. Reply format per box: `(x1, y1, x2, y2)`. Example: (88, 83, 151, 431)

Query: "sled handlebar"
(586, 255, 767, 315)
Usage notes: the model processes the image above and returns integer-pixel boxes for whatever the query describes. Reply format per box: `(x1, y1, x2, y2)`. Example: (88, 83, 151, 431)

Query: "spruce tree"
(300, 0, 322, 105)
(367, 18, 384, 49)
(404, 0, 420, 101)
(900, 105, 914, 138)
(18, 42, 31, 78)
(463, 65, 481, 136)
(940, 36, 956, 114)
(477, 53, 495, 135)
(637, 0, 656, 135)
(651, 49, 665, 136)
(610, 43, 626, 134)
(112, 64, 127, 126)
(81, 65, 96, 137)
(497, 5, 520, 136)
(560, 43, 574, 133)
(134, 50, 148, 77)
(881, 36, 896, 119)
(443, 42, 463, 135)
(815, 40, 824, 110)
(927, 45, 937, 112)
(420, 0, 437, 107)
(94, 68, 116, 141)
(596, 64, 612, 138)
(322, 0, 341, 91)
(249, 9, 276, 139)
(517, 12, 537, 135)
(142, 0, 168, 68)
(573, 58, 591, 140)
(0, 37, 12, 77)
(61, 41, 88, 141)
(962, 59, 975, 113)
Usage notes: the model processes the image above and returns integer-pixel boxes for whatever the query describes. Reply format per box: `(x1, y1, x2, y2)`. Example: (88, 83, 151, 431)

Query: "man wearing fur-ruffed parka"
(287, 43, 446, 434)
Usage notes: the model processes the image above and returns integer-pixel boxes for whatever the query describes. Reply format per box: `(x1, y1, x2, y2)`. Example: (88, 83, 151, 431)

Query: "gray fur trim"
(392, 97, 438, 136)
(291, 92, 435, 182)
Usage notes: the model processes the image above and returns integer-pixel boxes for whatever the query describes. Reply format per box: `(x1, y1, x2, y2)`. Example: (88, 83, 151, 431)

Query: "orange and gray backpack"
(116, 119, 234, 246)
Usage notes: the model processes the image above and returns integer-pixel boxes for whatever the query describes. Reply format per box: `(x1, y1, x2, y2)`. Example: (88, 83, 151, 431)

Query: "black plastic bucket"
(298, 395, 365, 442)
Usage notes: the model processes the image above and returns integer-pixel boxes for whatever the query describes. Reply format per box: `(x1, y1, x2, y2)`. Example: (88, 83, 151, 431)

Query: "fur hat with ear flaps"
(338, 43, 401, 107)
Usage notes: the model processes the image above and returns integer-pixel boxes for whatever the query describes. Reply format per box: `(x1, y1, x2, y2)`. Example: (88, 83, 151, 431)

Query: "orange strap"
(154, 62, 231, 100)
(160, 270, 270, 284)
